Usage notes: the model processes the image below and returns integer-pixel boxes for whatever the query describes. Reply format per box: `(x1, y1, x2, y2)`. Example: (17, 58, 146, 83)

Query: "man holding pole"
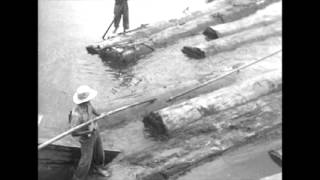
(113, 0, 129, 34)
(69, 85, 109, 180)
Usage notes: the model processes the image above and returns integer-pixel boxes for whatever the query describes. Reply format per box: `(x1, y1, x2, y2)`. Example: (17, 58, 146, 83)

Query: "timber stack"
(182, 1, 282, 59)
(86, 0, 280, 63)
(143, 70, 281, 137)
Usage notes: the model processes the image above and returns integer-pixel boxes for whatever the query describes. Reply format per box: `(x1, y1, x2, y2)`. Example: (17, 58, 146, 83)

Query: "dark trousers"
(72, 130, 104, 180)
(114, 1, 129, 30)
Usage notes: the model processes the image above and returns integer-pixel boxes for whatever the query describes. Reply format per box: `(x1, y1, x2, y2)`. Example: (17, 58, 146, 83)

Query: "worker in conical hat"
(69, 85, 109, 180)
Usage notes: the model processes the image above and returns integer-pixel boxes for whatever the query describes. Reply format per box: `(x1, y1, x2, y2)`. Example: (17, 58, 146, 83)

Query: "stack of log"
(182, 2, 282, 58)
(143, 70, 281, 137)
(202, 1, 281, 40)
(86, 0, 279, 63)
(99, 65, 282, 180)
(106, 89, 282, 180)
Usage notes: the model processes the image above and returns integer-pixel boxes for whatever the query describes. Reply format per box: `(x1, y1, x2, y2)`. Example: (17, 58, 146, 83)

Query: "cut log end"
(203, 27, 219, 40)
(86, 45, 99, 55)
(182, 46, 206, 59)
(143, 112, 168, 138)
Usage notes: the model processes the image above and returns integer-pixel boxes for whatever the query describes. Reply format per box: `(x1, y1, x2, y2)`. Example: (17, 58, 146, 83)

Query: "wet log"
(38, 144, 120, 180)
(182, 19, 281, 59)
(268, 147, 282, 167)
(143, 70, 281, 137)
(261, 173, 282, 180)
(105, 91, 282, 180)
(86, 0, 280, 63)
(203, 1, 282, 40)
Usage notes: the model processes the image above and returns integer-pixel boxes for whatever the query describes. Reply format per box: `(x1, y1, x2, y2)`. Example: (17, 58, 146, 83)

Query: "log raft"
(143, 70, 281, 137)
(182, 19, 282, 59)
(105, 90, 282, 180)
(86, 0, 279, 63)
(202, 1, 282, 40)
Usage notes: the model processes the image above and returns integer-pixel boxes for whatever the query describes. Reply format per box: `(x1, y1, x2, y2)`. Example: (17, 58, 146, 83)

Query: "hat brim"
(73, 89, 97, 104)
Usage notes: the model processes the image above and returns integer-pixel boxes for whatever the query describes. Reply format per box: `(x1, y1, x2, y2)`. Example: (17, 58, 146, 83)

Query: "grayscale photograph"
(38, 0, 282, 180)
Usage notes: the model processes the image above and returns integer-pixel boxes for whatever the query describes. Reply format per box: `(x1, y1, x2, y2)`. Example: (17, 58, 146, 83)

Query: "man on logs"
(113, 0, 129, 34)
(69, 85, 109, 180)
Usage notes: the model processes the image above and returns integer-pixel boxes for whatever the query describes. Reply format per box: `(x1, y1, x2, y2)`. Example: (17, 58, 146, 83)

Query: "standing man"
(69, 85, 109, 180)
(113, 0, 129, 34)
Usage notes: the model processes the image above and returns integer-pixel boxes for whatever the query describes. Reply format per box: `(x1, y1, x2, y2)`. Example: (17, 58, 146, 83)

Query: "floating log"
(38, 144, 120, 180)
(202, 1, 282, 40)
(182, 19, 281, 59)
(105, 91, 282, 180)
(268, 147, 282, 167)
(86, 0, 279, 63)
(143, 70, 281, 137)
(261, 173, 282, 180)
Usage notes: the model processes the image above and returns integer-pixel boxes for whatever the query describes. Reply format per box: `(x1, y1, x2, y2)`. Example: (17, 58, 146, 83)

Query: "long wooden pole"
(38, 98, 156, 150)
(167, 49, 282, 102)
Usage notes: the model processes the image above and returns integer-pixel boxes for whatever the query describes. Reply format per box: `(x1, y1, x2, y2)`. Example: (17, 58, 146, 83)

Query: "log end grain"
(203, 27, 219, 40)
(181, 46, 206, 59)
(143, 112, 169, 138)
(86, 45, 99, 55)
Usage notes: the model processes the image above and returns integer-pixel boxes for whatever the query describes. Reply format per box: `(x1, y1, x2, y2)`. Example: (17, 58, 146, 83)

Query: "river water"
(38, 0, 208, 136)
(39, 1, 282, 179)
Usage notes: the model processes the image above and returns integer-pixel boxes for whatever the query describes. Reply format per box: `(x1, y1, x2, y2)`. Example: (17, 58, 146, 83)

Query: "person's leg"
(113, 4, 122, 33)
(92, 130, 111, 177)
(92, 130, 105, 167)
(72, 136, 95, 180)
(122, 2, 129, 32)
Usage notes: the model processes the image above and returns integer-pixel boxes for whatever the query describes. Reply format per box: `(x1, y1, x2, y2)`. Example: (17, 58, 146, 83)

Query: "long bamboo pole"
(38, 98, 156, 150)
(167, 49, 282, 102)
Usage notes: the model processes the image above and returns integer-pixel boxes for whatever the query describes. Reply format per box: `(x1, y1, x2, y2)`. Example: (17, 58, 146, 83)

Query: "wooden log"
(88, 0, 278, 51)
(86, 0, 280, 63)
(182, 19, 281, 59)
(105, 91, 282, 180)
(260, 173, 282, 180)
(143, 70, 281, 137)
(203, 1, 282, 40)
(38, 144, 120, 180)
(268, 147, 282, 167)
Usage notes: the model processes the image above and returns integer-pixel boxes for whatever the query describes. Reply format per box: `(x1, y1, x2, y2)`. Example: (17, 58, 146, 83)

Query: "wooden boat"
(38, 143, 120, 180)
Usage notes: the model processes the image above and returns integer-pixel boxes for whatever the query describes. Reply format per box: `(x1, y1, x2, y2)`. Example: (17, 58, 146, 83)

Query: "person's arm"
(92, 108, 100, 116)
(71, 130, 93, 136)
(89, 103, 101, 116)
(70, 110, 94, 136)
